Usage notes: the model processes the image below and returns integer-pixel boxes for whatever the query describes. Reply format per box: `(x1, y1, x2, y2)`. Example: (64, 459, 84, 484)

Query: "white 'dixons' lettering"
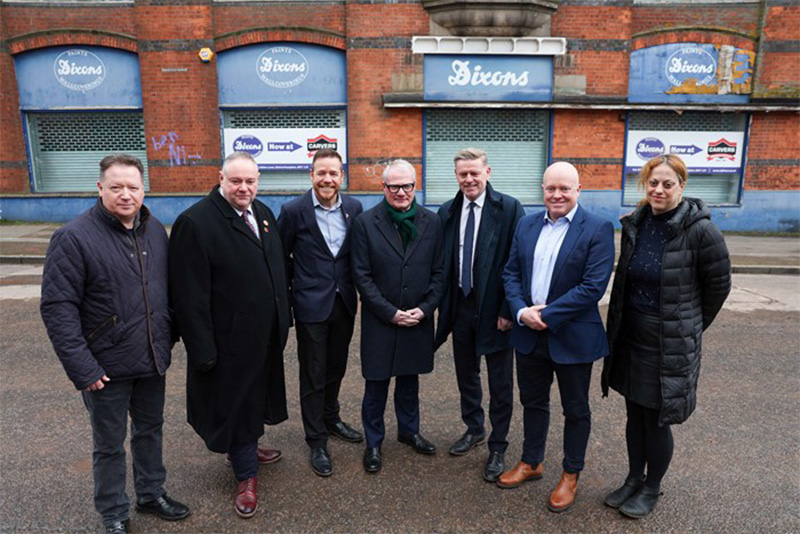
(56, 59, 104, 76)
(447, 60, 529, 87)
(259, 57, 306, 74)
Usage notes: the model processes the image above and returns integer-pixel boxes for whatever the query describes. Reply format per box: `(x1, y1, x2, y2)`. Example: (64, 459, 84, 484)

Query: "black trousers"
(296, 294, 355, 448)
(516, 335, 593, 473)
(452, 292, 513, 453)
(362, 375, 420, 449)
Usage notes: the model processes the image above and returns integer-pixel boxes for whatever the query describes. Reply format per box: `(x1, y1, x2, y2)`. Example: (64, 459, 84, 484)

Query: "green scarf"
(383, 198, 418, 250)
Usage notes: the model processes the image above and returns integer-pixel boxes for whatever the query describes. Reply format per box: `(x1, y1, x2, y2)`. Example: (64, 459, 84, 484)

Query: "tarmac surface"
(0, 224, 799, 533)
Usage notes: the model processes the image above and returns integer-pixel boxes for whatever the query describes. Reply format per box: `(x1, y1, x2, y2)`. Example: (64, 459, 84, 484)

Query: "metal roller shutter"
(222, 108, 347, 191)
(27, 112, 149, 193)
(425, 109, 550, 205)
(625, 111, 746, 205)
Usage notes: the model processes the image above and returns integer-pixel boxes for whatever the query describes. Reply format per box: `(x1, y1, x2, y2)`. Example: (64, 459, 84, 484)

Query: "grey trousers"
(81, 374, 167, 525)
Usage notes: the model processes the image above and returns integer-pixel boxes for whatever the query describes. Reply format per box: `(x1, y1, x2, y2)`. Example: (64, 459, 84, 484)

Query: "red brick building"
(1, 0, 798, 231)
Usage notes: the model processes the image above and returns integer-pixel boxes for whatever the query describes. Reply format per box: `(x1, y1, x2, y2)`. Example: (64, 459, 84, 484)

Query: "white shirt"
(458, 190, 486, 290)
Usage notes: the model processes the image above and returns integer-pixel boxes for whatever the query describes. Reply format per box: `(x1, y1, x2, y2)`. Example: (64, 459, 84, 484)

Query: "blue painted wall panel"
(14, 47, 143, 110)
(424, 55, 553, 102)
(217, 43, 346, 106)
(629, 43, 750, 104)
(2, 191, 798, 232)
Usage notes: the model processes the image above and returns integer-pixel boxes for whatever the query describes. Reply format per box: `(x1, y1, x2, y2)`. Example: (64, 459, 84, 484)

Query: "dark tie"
(461, 201, 476, 297)
(242, 211, 259, 239)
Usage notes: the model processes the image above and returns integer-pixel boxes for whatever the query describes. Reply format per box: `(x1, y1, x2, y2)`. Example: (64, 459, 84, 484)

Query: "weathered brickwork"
(0, 0, 796, 196)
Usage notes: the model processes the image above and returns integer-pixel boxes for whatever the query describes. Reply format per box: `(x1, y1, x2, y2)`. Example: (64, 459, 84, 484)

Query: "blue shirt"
(517, 204, 579, 324)
(312, 191, 347, 257)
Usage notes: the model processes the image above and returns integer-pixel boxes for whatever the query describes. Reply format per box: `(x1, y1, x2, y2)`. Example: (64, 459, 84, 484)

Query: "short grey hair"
(382, 159, 416, 181)
(454, 148, 488, 166)
(222, 151, 258, 175)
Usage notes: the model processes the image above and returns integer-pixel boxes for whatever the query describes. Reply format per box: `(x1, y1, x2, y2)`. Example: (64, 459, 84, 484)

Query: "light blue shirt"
(312, 191, 346, 257)
(517, 203, 579, 324)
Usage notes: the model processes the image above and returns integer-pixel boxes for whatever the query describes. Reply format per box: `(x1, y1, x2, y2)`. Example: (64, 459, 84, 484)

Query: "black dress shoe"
(135, 494, 190, 521)
(604, 476, 644, 509)
(363, 447, 382, 473)
(105, 519, 129, 534)
(449, 431, 486, 456)
(327, 421, 364, 443)
(619, 485, 662, 519)
(397, 433, 437, 455)
(310, 447, 333, 477)
(483, 451, 505, 482)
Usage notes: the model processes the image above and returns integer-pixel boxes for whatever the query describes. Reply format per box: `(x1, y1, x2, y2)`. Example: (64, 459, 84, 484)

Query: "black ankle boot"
(619, 485, 661, 519)
(604, 476, 644, 508)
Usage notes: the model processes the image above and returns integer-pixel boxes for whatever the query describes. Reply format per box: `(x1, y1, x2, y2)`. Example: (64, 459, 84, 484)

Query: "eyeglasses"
(384, 182, 415, 194)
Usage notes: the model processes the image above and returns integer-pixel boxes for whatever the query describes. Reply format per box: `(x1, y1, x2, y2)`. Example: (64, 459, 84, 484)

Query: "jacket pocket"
(86, 315, 118, 345)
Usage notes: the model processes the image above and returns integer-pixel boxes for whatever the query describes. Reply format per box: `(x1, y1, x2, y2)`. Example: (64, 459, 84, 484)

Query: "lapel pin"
(262, 220, 269, 233)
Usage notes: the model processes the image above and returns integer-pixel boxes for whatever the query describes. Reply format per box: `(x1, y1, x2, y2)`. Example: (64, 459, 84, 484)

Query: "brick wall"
(745, 112, 800, 190)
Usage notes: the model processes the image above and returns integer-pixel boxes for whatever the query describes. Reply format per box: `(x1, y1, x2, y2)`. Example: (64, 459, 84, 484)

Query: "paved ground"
(1, 224, 799, 533)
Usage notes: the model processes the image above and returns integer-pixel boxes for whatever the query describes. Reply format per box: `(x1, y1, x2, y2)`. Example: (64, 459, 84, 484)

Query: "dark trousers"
(296, 294, 355, 448)
(516, 335, 593, 473)
(362, 375, 420, 449)
(228, 441, 258, 482)
(81, 374, 167, 526)
(452, 292, 513, 453)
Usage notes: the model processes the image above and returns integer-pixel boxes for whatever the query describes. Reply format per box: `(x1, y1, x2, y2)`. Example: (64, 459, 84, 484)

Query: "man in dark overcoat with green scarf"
(351, 159, 444, 473)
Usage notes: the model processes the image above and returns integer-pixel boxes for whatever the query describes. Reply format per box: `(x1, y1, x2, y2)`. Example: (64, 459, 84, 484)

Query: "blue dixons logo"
(233, 135, 263, 157)
(256, 47, 309, 89)
(665, 47, 717, 87)
(54, 49, 106, 92)
(636, 137, 665, 161)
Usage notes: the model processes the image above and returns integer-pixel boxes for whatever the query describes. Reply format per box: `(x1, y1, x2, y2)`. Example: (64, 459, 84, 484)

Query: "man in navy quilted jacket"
(40, 154, 189, 534)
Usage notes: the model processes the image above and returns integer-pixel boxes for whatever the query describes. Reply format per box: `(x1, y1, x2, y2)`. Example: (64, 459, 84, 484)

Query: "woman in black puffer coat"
(601, 154, 731, 519)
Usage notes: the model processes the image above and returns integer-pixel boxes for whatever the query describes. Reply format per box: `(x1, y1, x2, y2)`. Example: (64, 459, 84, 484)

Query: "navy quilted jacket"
(41, 200, 172, 390)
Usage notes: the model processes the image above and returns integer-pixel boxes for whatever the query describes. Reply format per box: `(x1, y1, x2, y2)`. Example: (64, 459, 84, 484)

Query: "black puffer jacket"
(602, 198, 731, 425)
(41, 200, 172, 390)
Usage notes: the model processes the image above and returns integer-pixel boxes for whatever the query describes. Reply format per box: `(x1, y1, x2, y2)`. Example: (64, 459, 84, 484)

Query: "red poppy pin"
(262, 220, 269, 233)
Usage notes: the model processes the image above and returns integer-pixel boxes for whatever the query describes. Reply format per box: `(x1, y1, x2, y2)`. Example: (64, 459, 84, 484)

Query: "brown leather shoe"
(234, 477, 258, 518)
(548, 471, 579, 513)
(496, 461, 544, 489)
(225, 447, 282, 466)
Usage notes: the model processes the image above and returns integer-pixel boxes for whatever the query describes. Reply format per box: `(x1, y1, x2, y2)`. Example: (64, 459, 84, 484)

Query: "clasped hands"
(520, 304, 548, 331)
(392, 307, 425, 327)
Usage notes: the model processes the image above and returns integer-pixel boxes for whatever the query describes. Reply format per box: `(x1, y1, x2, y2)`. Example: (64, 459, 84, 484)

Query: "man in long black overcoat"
(351, 159, 444, 474)
(168, 152, 290, 519)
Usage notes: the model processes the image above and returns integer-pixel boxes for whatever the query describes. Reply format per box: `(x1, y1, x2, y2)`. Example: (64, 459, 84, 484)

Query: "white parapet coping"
(412, 36, 567, 56)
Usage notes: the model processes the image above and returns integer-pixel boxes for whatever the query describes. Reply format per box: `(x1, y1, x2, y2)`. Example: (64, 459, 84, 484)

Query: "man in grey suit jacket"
(277, 149, 364, 478)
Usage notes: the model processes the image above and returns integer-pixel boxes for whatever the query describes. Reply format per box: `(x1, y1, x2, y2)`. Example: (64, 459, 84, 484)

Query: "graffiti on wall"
(151, 132, 201, 166)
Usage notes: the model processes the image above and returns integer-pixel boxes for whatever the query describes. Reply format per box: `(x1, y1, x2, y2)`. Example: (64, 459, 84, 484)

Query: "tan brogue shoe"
(548, 471, 579, 513)
(496, 461, 544, 489)
(234, 477, 258, 518)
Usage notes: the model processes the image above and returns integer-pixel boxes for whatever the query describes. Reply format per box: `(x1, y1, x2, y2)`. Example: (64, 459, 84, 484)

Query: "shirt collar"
(543, 203, 579, 225)
(312, 190, 342, 211)
(463, 189, 487, 210)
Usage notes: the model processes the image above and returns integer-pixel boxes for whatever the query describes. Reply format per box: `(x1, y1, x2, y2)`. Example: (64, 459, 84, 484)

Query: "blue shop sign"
(13, 46, 143, 109)
(629, 43, 752, 104)
(424, 55, 552, 102)
(217, 43, 346, 106)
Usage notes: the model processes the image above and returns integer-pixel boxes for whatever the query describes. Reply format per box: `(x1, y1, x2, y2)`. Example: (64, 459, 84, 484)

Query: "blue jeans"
(81, 374, 167, 525)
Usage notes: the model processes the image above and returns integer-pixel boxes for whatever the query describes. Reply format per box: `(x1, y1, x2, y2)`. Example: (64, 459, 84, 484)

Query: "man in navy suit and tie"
(277, 149, 364, 477)
(500, 161, 615, 513)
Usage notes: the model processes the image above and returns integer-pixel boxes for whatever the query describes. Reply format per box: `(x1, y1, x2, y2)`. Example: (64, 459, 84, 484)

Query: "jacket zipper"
(87, 314, 118, 342)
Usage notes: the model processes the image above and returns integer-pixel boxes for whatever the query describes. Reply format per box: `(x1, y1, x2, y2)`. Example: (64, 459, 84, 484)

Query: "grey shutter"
(625, 111, 747, 205)
(425, 109, 550, 205)
(27, 112, 149, 193)
(221, 108, 347, 191)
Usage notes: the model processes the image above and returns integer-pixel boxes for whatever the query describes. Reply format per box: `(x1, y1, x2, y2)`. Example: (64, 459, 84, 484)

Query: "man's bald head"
(542, 161, 581, 222)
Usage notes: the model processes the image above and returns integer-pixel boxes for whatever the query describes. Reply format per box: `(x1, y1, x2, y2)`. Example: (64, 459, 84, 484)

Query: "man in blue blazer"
(500, 161, 615, 513)
(277, 149, 364, 477)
